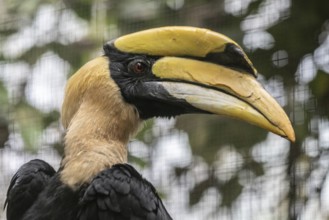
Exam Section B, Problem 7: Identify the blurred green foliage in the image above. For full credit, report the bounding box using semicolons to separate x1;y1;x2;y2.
1;0;329;219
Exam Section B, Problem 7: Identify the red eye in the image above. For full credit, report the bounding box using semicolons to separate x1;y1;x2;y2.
134;62;145;74
129;60;148;74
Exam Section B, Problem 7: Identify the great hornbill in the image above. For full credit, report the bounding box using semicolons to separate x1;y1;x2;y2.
5;27;295;220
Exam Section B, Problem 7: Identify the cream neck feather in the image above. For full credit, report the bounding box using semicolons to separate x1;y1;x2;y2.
60;56;141;188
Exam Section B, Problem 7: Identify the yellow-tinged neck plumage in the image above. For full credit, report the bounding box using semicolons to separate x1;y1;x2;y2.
60;56;141;188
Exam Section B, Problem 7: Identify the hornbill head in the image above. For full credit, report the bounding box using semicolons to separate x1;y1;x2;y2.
62;26;295;142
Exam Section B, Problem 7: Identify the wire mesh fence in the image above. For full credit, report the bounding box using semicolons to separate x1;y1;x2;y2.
0;0;329;219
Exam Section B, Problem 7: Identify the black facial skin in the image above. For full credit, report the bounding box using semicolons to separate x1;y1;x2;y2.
103;42;255;119
103;44;206;119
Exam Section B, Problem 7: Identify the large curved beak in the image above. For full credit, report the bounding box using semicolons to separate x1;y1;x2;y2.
152;57;295;142
112;26;295;142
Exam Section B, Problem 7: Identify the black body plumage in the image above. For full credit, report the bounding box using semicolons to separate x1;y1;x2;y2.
79;164;172;220
5;161;172;220
5;159;56;220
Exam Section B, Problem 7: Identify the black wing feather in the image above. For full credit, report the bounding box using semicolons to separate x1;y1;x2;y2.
5;159;56;220
78;164;172;220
